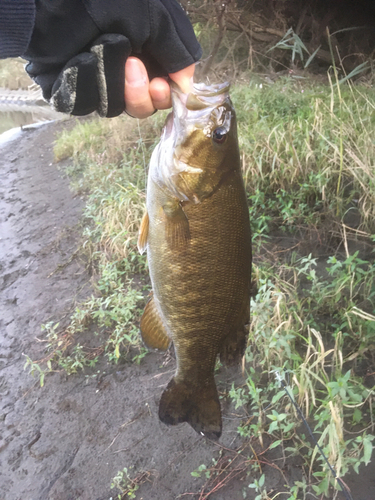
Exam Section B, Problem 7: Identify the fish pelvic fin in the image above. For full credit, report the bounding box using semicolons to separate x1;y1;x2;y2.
137;210;149;255
162;200;190;251
140;294;171;351
159;377;222;439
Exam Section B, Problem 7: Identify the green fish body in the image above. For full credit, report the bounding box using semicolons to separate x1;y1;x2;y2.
138;81;252;439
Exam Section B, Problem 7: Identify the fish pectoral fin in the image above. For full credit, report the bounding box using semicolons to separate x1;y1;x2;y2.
159;377;222;439
140;295;171;351
162;200;190;251
137;210;149;255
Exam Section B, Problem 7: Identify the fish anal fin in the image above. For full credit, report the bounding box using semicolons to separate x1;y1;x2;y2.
162;200;190;251
137;210;149;255
159;378;222;439
140;295;171;351
219;325;249;366
219;301;250;366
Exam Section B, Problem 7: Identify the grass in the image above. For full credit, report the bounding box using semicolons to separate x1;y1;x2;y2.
23;75;375;499
231;76;375;246
229;253;374;497
0;58;33;89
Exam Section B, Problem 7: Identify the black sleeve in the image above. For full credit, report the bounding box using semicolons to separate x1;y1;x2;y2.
0;0;35;59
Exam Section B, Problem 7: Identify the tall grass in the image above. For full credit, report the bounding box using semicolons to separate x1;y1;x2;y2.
55;113;167;258
232;77;375;242
231;253;375;496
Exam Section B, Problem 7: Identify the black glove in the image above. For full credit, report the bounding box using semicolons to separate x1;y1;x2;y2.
24;0;201;117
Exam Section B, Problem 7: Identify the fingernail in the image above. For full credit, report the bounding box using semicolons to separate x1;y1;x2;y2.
125;58;147;87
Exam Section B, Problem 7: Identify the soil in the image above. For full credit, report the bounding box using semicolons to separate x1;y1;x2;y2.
0;120;374;500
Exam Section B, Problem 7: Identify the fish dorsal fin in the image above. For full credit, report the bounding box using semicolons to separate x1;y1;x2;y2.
140;294;171;351
162;200;190;251
137;210;149;255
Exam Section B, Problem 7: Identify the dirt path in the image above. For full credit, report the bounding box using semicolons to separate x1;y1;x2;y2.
0;120;373;500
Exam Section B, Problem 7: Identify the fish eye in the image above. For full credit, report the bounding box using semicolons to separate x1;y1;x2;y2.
212;126;227;144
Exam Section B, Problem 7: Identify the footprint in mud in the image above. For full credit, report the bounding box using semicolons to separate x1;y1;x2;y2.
28;431;57;461
0;375;10;397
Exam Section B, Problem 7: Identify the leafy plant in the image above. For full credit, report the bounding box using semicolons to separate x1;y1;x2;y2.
248;473;268;500
110;467;139;499
230;252;375;497
268;27;319;68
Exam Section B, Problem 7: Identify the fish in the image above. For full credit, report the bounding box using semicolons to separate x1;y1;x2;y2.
137;80;252;439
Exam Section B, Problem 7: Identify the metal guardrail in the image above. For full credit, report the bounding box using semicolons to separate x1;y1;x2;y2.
0;87;47;112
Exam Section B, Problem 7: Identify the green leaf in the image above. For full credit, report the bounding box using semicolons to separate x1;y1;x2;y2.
338;62;369;85
115;344;120;359
269;439;283;449
268;421;279;433
271;391;284;404
353;408;362;424
363;436;373;465
304;45;321;68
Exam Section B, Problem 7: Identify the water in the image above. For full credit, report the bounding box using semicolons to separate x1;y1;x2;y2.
0;107;62;134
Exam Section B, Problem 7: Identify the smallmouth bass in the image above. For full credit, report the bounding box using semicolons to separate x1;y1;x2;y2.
138;81;252;439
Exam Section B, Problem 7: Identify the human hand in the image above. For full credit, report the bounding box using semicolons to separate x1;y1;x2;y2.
124;57;195;119
24;0;201;118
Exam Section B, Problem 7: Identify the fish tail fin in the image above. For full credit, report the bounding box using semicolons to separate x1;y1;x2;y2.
159;377;222;439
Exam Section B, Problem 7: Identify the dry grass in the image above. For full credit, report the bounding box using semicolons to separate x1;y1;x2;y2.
232;77;375;239
0;58;33;89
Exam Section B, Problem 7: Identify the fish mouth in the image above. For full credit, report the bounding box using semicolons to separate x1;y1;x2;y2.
149;80;233;201
170;80;230;99
167;80;232;148
170;80;230;115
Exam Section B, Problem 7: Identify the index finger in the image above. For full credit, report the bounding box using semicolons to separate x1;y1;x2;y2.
169;63;195;93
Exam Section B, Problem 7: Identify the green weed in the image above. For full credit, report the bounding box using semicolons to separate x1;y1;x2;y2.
247;473;268;500
110;467;151;499
26;114;164;377
229;252;375;497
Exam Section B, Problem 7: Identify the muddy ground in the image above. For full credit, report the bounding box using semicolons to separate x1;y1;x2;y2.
0;120;374;500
